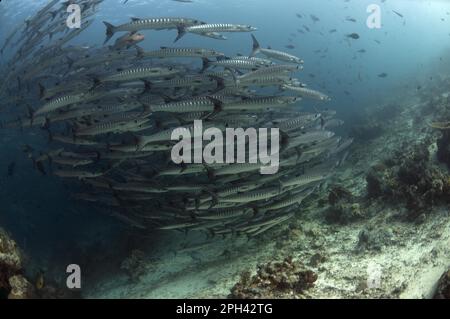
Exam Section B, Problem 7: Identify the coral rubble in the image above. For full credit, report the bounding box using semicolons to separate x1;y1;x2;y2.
229;256;317;299
0;228;34;299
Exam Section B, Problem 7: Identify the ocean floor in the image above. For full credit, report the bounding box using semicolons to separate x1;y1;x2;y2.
83;85;450;299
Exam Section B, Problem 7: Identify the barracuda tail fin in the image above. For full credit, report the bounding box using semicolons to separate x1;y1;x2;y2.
103;21;117;44
174;25;187;43
250;34;261;57
135;45;144;58
48;10;57;21
201;57;211;73
38;83;46;100
207;75;225;94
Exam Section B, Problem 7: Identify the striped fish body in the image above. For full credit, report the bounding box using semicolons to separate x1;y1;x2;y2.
186;23;257;33
102;67;180;82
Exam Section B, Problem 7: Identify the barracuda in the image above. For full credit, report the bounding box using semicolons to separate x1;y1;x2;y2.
137;121;222;147
76;117;151;136
103;17;206;43
197;208;253;220
233;56;274;66
281;84;331;101
237;64;302;83
280;169;330;188
51;135;99;146
137;47;225;59
34;93;85;117
143;76;219;90
195;32;228;40
47;101;145;123
109;142;173;153
238;75;294;87
201;57;265;72
52;157;94;168
222;96;300;111
53;169;105;180
272;113;322;131
176;23;257;41
251;35;304;64
97;66;181;83
219;187;281;203
148;97;221;113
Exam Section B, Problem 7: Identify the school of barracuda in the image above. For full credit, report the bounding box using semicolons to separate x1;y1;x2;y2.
0;0;352;238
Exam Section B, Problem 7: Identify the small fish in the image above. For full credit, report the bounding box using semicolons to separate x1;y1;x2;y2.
378;73;388;78
7;162;16;176
310;14;320;23
285;44;295;50
347;33;360;39
392;10;404;18
35;271;45;290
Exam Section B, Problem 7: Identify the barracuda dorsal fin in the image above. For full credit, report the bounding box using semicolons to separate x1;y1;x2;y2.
250;34;261;57
135;45;144;58
216;55;229;61
38;83;46;100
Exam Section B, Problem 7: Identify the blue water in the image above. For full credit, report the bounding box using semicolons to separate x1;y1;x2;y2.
2;0;449;105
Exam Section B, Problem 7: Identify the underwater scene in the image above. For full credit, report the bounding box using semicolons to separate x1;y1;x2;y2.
1;0;450;301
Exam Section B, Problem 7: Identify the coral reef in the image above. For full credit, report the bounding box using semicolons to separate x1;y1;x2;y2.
365;140;450;220
7;275;35;299
433;268;450;299
436;129;450;169
325;185;364;224
0;228;34;299
229;256;317;298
